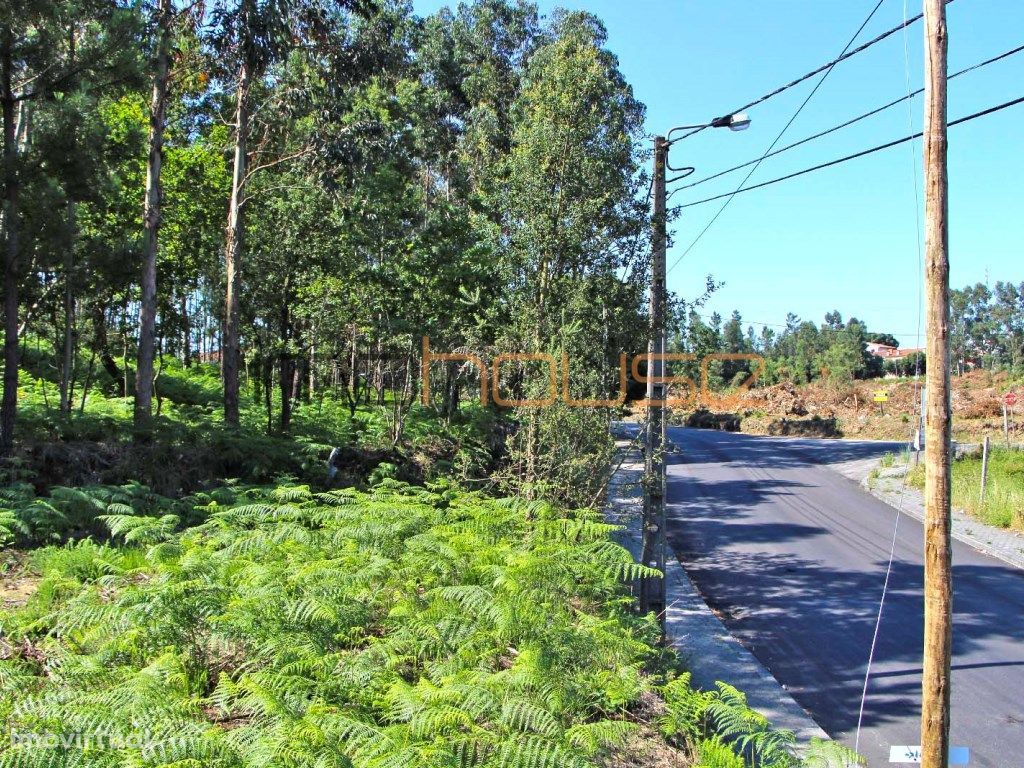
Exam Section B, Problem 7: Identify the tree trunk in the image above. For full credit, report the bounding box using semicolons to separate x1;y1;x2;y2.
374;333;384;406
308;335;315;401
292;355;303;404
79;347;96;414
135;0;171;431
263;354;273;434
349;324;357;398
59;200;76;414
123;329;130;399
58;23;78;417
278;275;292;432
180;292;191;366
92;306;124;395
154;333;165;417
223;56;251;427
1;36;21;456
250;349;260;402
279;346;292;432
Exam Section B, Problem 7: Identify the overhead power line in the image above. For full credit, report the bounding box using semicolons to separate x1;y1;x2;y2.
676;94;1024;209
671;0;955;146
667;0;889;274
676;43;1024;191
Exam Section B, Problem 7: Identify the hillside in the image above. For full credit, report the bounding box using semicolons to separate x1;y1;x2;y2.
681;370;1022;442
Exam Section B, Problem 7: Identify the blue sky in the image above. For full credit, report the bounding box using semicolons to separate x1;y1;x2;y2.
412;0;1024;347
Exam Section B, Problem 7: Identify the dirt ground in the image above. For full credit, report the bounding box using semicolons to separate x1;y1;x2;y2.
674;370;1023;442
0;550;38;611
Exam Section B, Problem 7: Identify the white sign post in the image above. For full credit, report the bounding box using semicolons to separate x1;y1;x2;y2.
889;745;969;765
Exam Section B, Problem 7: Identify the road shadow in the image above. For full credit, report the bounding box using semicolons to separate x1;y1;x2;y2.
662;431;1024;748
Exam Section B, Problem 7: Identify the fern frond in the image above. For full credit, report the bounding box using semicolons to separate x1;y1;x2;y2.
801;738;866;768
565;719;637;756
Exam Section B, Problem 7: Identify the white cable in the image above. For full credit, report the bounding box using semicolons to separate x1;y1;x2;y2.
854;480;906;756
854;0;928;753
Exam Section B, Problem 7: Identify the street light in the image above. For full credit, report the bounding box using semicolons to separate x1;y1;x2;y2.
712;111;751;131
638;110;752;624
667;112;752;144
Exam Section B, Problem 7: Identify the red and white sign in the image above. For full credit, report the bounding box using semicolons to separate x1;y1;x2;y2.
1006;392;1018;408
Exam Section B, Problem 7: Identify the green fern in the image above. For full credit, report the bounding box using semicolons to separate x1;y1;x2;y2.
801;738;866;767
0;479;840;768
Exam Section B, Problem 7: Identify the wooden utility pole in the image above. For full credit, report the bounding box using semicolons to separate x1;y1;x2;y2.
640;135;668;621
921;1;952;766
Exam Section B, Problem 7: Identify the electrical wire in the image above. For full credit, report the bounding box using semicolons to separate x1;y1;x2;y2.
676;95;1024;209
854;2;927;752
676;43;1024;192
667;0;888;274
668;0;954;147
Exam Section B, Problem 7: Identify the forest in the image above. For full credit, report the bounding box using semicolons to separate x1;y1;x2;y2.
0;1;866;766
0;0;659;505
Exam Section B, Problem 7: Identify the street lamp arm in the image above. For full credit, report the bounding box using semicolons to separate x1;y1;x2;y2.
665;112;752;145
665;124;711;145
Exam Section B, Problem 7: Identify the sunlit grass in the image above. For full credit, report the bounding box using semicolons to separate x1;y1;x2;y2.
907;446;1024;530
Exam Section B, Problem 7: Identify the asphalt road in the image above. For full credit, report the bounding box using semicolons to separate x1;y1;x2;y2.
665;426;1024;768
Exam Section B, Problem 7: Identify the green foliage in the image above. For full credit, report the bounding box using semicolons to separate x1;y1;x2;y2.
951;281;1024;374
0;481;196;548
1;481;669;767
502;404;617;508
9;351;496;498
659;675;863;768
678;310;896;389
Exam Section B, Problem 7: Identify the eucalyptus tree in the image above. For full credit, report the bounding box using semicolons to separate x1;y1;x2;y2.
159;122;231;368
417;0;540;200
134;0;177;432
494;10;648;500
209;0;376;427
25;81;125;410
1;0;140;453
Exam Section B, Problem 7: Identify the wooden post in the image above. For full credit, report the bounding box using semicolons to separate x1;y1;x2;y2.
921;2;952;767
1004;402;1010;448
979;436;990;505
640;136;667;622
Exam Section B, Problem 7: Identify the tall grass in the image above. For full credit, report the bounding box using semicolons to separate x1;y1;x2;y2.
907;446;1024;530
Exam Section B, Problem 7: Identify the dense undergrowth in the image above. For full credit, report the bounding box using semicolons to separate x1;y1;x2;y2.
0;360;863;766
8;348;495;496
0;481;857;767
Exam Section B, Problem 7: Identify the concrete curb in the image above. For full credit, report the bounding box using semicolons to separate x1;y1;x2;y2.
604;440;829;744
831;454;1024;572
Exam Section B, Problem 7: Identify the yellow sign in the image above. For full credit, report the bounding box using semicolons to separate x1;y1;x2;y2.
873;390;889;403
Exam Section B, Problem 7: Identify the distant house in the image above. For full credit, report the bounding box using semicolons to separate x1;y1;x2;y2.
866;342;924;361
865;341;896;358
